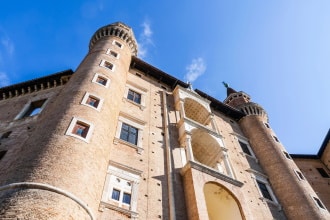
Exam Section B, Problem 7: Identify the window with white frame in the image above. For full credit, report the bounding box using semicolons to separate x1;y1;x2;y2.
114;113;146;153
294;169;305;181
124;82;147;109
283;151;292;160
65;117;94;142
92;73;110;88
100;60;115;71
100;162;141;218
81;92;103;111
312;195;326;210
127;89;141;104
238;140;253;156
106;49;120;59
252;175;278;204
15;99;48;119
112;40;123;49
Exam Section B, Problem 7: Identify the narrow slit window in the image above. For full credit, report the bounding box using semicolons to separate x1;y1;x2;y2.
101;60;114;70
1;131;12;139
283;151;292;159
107;49;119;58
113;40;123;48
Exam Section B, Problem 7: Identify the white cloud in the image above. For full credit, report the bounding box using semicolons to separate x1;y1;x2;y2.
0;72;10;87
184;58;206;83
0;28;15;62
137;20;153;59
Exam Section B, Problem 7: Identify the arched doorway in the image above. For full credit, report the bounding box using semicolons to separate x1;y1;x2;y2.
204;182;244;220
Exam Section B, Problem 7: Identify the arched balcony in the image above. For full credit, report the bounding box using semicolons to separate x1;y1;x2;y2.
184;98;210;126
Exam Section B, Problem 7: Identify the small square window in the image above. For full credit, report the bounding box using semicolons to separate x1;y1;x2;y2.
316;168;330;178
72;122;90;138
0;151;7;161
92;73;110;88
257;180;273;201
106;49;119;58
313;196;326;209
111;188;120;201
97;76;107;86
100;60;114;71
122;192;131;205
120;123;138;145
127;89;141;104
66;118;93;142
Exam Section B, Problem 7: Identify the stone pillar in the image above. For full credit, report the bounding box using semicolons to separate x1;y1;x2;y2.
185;135;194;162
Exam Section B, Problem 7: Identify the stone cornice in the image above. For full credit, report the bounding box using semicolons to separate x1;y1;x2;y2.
0;69;73;101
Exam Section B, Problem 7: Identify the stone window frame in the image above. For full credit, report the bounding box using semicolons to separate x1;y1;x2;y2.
106;49;120;59
235;135;257;162
100;161;142;219
114;112;146;153
100;59;115;72
15;98;49;120
123;81;147;110
253;174;279;205
92;73;110;88
65;117;94;143
81;92;104;112
311;195;327;210
294;169;305;181
112;40;123;49
282;151;292;160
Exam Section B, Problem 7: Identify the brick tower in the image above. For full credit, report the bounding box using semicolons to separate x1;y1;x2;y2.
224;86;329;220
0;22;137;219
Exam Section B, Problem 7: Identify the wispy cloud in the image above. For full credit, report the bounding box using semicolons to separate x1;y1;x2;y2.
0;28;15;64
184;57;206;83
0;72;10;87
138;20;153;59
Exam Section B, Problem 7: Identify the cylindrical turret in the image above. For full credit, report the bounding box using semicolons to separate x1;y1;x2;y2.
225;87;329;220
0;22;137;219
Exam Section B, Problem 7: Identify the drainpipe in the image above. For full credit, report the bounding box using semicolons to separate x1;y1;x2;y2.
162;91;176;220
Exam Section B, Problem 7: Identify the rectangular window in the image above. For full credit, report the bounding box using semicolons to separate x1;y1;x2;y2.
264;123;270;128
313;196;326;209
239;141;252;156
316;168;330;178
22;99;47;118
120;123;138;145
127;89;141;104
113;40;123;48
111;188;120;201
122;192;131;205
97;76;107;86
257;180;273;201
101;60;114;70
273;136;280;142
0;151;7;161
106;49;119;58
295;170;305;180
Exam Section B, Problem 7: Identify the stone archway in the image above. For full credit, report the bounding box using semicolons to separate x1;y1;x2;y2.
204;182;244;220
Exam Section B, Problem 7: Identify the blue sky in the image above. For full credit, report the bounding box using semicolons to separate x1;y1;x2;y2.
0;1;329;154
